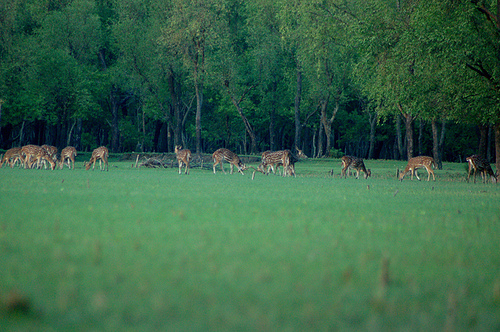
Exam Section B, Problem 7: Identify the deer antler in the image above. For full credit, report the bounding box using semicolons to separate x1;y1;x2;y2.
247;166;265;180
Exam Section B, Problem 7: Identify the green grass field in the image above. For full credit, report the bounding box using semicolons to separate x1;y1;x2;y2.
1;157;499;331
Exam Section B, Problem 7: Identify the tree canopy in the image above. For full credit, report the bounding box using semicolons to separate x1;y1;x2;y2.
1;0;500;168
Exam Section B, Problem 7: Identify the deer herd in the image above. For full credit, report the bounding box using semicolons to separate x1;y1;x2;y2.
0;143;498;183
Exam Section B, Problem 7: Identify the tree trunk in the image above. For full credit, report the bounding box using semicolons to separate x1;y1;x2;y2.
418;119;423;156
110;92;120;152
0;100;3;148
229;95;257;154
405;114;414;161
495;122;500;173
439;120;446;165
478;124;488;158
168;68;181;148
431;120;442;169
395;113;403;160
195;81;203;153
398;103;414;160
368;111;377;159
74;119;82;150
294;70;302;150
269;106;276;151
320;97;339;157
317;119;324;158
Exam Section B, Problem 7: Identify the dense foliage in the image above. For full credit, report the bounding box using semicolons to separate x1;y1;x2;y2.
1;0;499;166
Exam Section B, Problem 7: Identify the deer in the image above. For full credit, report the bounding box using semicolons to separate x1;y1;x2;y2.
41;145;58;161
258;150;288;176
85;146;109;171
466;155;498;184
174;145;191;175
0;147;23;168
212;148;246;174
39;145;58;169
282;148;308;177
258;148;307;177
399;156;436;181
59;146;77;170
341;155;371;179
21;145;56;170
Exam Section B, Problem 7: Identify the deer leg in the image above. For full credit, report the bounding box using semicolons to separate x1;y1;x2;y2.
341;166;347;178
230;163;234;174
414;169;422;181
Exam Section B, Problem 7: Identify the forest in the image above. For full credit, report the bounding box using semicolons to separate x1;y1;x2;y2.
1;0;499;169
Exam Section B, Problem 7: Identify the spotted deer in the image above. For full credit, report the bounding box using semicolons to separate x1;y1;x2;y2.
282;148;308;177
21;145;56;170
466;155;497;184
85;146;109;171
212;148;246;174
0;147;23;168
258;148;307;177
41;145;58;161
59;146;77;170
21;145;41;169
258;150;288;176
341;155;371;179
175;145;191;175
399;156;436;181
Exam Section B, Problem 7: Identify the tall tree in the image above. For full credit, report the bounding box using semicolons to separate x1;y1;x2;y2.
160;0;228;154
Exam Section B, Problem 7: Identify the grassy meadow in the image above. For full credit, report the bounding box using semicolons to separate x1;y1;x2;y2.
0;155;499;331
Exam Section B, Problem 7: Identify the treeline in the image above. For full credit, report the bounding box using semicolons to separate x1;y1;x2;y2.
0;0;499;168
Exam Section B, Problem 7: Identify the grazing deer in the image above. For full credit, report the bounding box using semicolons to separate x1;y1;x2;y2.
212;148;246;174
39;145;58;169
466;155;497;184
258;150;274;174
41;145;58;161
59;146;77;170
399;156;436;181
174;145;191;175
21;145;41;169
341;155;371;179
0;147;23;168
21;145;56;170
85;146;109;171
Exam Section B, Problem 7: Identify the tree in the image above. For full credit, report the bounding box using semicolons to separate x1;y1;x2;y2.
160;0;229;154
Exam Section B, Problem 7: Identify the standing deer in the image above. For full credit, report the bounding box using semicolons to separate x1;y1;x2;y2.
212;148;246;174
399;156;436;181
258;150;288;176
175;145;191;175
0;147;23;168
282;148;308;177
258;148;307;177
59;146;77;170
466;155;497;184
85;146;109;171
341;155;371;179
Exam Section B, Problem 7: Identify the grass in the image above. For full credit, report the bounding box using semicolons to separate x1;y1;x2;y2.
0;157;499;331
